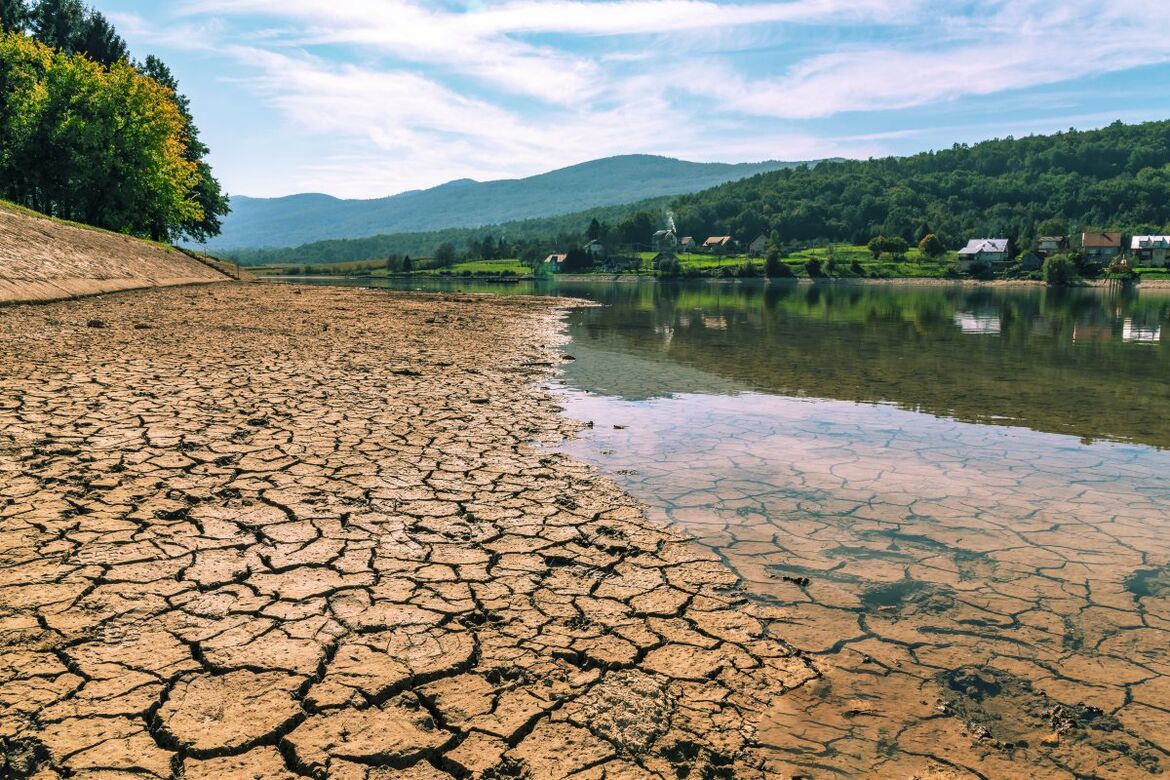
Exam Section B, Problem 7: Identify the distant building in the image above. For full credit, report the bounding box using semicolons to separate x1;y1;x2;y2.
748;235;768;258
957;238;1010;271
1081;232;1122;265
651;230;677;253
1131;235;1170;267
680;236;696;252
1035;236;1068;257
703;236;735;254
583;240;605;259
544;253;567;270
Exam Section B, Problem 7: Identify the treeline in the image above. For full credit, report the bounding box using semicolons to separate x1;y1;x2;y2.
670;120;1170;249
227;197;670;266
0;0;227;241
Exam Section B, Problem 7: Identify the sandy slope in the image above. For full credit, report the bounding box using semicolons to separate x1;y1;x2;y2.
0;204;229;304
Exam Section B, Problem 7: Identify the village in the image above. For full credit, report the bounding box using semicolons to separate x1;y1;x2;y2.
540;228;1170;279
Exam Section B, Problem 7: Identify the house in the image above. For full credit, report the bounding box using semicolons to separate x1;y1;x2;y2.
583;240;605;259
1081;232;1122;265
703;236;735;254
651;230;677;253
957;238;1010;271
1035;236;1068;257
1131;235;1170;267
680;236;696;253
748;235;769;258
544;253;567;270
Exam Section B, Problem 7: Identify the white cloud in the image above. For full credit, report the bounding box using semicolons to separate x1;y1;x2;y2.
128;0;1170;196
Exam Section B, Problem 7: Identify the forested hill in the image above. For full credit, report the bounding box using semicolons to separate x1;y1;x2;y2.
670;120;1170;249
207;156;813;251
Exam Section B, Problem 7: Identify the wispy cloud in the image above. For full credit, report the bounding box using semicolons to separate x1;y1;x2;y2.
118;0;1170;196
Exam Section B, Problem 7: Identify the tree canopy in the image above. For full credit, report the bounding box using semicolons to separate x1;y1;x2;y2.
669;120;1170;250
0;1;226;241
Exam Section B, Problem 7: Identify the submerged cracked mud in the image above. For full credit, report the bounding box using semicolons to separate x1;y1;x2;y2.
0;285;811;779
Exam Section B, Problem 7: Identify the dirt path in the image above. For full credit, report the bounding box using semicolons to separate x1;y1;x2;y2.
0;285;815;780
0;204;228;304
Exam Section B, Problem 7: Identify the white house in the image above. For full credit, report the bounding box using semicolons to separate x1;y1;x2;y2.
957;238;1010;271
1131;236;1170;267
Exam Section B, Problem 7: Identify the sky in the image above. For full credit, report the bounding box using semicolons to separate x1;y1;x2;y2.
98;0;1170;199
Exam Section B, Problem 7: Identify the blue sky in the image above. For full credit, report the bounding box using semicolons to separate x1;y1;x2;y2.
99;0;1170;199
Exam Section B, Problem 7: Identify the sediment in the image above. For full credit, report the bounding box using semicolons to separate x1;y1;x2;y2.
0;284;814;779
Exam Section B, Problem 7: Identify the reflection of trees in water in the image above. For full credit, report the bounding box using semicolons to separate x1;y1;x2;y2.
564;283;1170;448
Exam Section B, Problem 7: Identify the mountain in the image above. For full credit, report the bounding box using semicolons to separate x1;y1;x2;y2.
204;155;815;251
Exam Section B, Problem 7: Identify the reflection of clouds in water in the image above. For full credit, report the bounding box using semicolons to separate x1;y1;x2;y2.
554;388;1170;778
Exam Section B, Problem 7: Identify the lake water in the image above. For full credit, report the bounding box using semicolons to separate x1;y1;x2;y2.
284;278;1170;779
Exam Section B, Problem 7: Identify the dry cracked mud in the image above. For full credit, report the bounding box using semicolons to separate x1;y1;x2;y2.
0;285;813;779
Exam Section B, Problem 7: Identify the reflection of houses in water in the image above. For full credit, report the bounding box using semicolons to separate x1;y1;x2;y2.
702;316;728;331
953;311;1001;335
1073;322;1114;344
1123;319;1162;344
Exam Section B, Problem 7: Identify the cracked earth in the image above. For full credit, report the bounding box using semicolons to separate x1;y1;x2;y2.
0;285;813;780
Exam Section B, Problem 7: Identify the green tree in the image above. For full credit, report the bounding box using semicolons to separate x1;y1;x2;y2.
1042;254;1079;286
402;255;413;273
867;235;886;259
587;217;601;242
918;233;945;258
77;10;126;65
29;0;84;53
764;245;784;278
434;242;457;267
137;55;229;242
0;0;27;33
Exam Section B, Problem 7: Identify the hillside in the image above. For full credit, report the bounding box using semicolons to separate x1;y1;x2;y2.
207;155;811;251
668;120;1170;248
0;202;230;304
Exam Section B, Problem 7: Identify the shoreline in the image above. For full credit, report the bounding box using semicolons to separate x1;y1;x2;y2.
258;272;1170;289
0;284;808;779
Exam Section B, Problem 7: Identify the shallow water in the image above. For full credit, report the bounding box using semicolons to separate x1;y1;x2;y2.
287;277;1170;777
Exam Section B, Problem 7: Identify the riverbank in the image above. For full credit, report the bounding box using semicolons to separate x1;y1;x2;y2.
0;284;814;780
260;272;1170;289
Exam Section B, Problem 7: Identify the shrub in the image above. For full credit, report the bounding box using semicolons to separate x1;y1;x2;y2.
805;258;824;278
658;256;681;278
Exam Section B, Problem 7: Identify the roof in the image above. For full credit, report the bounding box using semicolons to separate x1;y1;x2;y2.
544;253;567;263
680;236;695;243
958;238;1009;255
1082;232;1121;249
1132;235;1170;249
703;236;733;246
1037;236;1066;245
749;234;768;245
653;230;675;238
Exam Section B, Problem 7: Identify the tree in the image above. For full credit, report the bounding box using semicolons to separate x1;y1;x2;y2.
1;0;27;33
559;247;592;273
867;235;886;259
763;246;783;278
0;34;203;238
1042;254;1079;286
77;10;126;66
918;233;945;258
402;255;412;273
136;55;229;242
587;217;601;242
805;258;824;278
434;242;457;267
29;0;84;53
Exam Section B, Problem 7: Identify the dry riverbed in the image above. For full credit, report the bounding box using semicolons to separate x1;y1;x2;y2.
0;285;820;780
